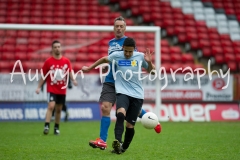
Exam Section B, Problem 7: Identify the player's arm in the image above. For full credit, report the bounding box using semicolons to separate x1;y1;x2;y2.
68;60;78;86
36;62;48;94
144;48;155;74
69;70;78;86
82;56;110;72
146;61;155;74
36;77;45;94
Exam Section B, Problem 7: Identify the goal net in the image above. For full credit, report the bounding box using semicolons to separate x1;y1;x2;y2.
0;24;161;120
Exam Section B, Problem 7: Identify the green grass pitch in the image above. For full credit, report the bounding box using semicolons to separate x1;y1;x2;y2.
0;121;240;160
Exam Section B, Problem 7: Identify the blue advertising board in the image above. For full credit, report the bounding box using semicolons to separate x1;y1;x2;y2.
0;102;101;121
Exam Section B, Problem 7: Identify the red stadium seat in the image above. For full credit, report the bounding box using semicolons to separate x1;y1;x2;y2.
227;62;237;72
15;44;28;53
73;62;83;72
26;53;40;61
189;40;199;50
214;54;224;64
169;46;181;55
88;18;99;25
40;53;51;61
161;63;171;73
221;40;233;48
208;33;219;40
27;45;39;53
161;39;170;47
223;47;234;54
182;63;195;73
161;47;169;54
169;63;185;73
151;12;162;21
41;31;53;38
142;14;152;23
224;54;235;62
88;46;100;53
6;30;17;37
170;54;182;63
192;63;205;73
186;32;198;41
182;54;194;64
210;40;221;47
234;47;240;55
201;47;212;57
17;31;29;37
1;53;15;60
197;27;208;34
15;52;27;60
63;52;76;61
0;61;12;71
6;16;18;23
2;44;15;52
88;54;100;62
161;54;171;63
119;1;130;10
177;34;187;43
30;17;42;24
235;54;240;62
220;34;231;41
130;7;141;16
185;19;195;27
211;46;223;56
29;31;41;38
76;54;89;62
198;33;208;40
174;26;186;35
232;41;240;48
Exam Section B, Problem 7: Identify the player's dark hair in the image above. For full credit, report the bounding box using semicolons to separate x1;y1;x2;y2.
123;37;136;48
114;16;126;26
52;40;60;48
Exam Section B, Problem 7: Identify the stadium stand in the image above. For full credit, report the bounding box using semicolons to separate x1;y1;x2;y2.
105;0;240;73
0;0;239;73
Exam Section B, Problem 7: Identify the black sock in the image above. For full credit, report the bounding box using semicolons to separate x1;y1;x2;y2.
62;105;67;112
45;122;50;128
122;127;135;150
54;123;59;130
114;112;125;143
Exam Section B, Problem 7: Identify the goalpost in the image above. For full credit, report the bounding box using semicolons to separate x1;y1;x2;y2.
0;24;161;118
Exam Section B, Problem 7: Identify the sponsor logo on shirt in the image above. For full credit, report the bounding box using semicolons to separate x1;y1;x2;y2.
118;60;138;67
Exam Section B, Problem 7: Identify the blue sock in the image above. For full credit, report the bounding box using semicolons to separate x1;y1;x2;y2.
138;109;147;118
100;116;111;142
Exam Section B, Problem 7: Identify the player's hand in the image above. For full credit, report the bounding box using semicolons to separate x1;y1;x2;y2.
81;66;90;73
144;48;154;63
35;88;41;94
73;80;78;86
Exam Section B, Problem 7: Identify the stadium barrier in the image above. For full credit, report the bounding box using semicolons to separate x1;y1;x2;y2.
0;73;239;122
0;73;234;101
0;102;101;121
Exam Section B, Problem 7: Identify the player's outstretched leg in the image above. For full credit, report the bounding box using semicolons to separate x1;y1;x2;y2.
89;116;110;150
89;101;112;150
89;138;107;150
139;109;162;134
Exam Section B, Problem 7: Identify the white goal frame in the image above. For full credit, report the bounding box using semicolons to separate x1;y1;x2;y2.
0;24;161;117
